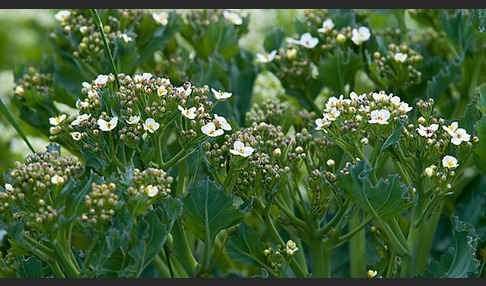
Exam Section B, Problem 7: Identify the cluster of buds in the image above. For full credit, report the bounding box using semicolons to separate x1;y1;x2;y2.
12;67;53;98
263;240;299;272
80;182;119;226
182;9;247;39
127;168;173;199
287;127;333;165
51;9;151;63
0;146;82;230
205;122;290;198
370;43;423;89
245;98;291;130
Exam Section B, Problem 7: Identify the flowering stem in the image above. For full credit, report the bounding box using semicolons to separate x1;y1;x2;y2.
90;9;120;88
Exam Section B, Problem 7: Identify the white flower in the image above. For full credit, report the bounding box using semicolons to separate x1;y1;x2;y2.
71;132;82;141
146;185;159;197
223;11;242;25
229;140;254;157
367;270;378;278
442;122;458;136
94;74;109;86
79;26;88;34
152;12;169;26
81;82;91;89
211;88;232;101
176;86;192;97
120;33;133;43
50;126;61;135
326;108;341;121
398;102;413;113
326;159;335;167
134;73;152;83
201;122;224;137
390;96;401;106
97;117;118;131
351;26;371;45
286;37;301;45
442;155;458;169
450;128;470;145
51;174;64;185
49;114;67;126
76;100;90;109
214;114;232;131
299;33;319;49
325;96;340;111
14;85;24;96
55;10;71;22
143;118;160;133
368;109;390;125
394;52;408;63
318;18;334;33
424;165;436;177
285;240;299;255
315;117;331;130
126;115;140;125
178;105;197;120
417;124;439;137
71;114;91;126
4;184;13;192
157;85;167;97
372;92;390;102
256;50;277;63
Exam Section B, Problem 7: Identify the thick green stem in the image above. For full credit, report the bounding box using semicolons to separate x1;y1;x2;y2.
309;239;331;278
413;202;444;275
171;220;198;277
349;213;366;278
153;253;171;278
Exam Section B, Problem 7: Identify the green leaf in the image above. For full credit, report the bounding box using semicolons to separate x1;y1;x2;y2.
427;216;481;278
425;57;462;101
226;222;268;268
0;97;35;153
337;160;412;219
17;256;43;278
473;116;486;174
478;83;486;115
318;47;364;95
182;179;243;242
380;120;404;153
263;27;285;53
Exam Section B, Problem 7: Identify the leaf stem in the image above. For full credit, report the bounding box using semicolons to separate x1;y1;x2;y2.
90;9;120;88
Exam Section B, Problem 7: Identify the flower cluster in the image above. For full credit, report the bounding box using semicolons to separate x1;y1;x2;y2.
80;182;119;227
205;122;290;198
263;240;299;272
0;146;82;230
51;9;153;63
48;72;231;168
12;67;53;99
314;91;412;152
245;98;292;130
369;43;423;89
126;167;173;199
400;99;479;194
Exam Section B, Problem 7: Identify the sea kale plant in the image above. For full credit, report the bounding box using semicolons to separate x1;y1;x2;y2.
0;9;486;278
